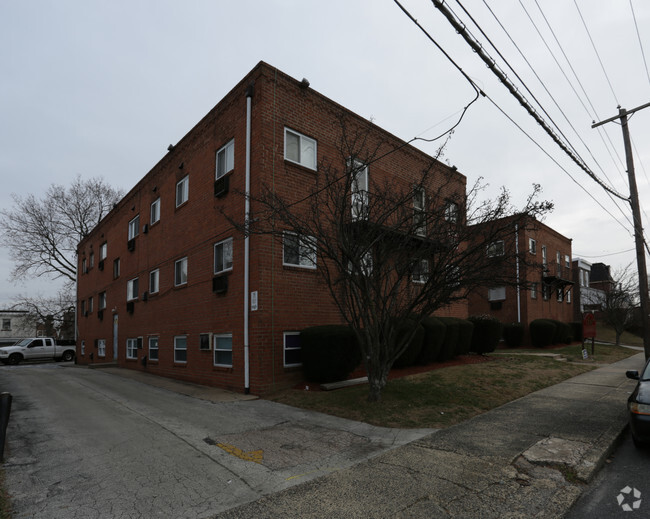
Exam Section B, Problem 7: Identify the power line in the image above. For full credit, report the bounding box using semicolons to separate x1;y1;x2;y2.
431;0;628;202
629;0;650;92
573;0;619;105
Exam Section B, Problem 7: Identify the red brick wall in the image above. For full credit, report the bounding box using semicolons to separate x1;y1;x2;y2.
77;62;468;395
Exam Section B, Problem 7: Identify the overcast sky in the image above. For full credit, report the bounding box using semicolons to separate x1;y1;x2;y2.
2;0;650;307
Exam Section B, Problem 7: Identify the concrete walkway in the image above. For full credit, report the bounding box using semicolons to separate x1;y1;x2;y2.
212;353;646;518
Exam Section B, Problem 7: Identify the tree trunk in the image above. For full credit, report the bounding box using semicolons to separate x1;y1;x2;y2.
615;330;622;347
367;363;389;402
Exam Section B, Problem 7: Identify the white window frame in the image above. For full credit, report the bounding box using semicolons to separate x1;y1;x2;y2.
413;188;426;236
283;331;301;367
127;277;139;301
214;238;233;274
128;215;140;240
97;339;106;357
542;245;548;268
113;258;120;279
284;128;317;170
176;175;189;207
89;252;95;268
565;254;570;269
174;257;188;286
488;286;506;301
213;334;233;367
412;258;429;284
151;197;161;225
174;335;187;363
88;297;93;313
2;319;10;331
283;232;317;269
567;289;572;303
99;291;106;310
216;139;235;179
99;242;107;261
530;283;538;299
529;238;536;255
149;269;159;294
350;160;369;220
126;338;138;360
557;287;564;302
81;340;85;356
445;202;459;223
487;240;505;257
149;336;159;361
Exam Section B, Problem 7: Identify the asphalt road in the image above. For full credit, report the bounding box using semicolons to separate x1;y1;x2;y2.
0;363;432;518
567;430;650;518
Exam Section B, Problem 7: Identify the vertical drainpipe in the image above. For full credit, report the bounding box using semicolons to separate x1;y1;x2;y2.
244;83;253;394
515;223;521;323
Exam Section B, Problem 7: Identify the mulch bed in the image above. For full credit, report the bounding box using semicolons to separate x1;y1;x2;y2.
294;353;495;391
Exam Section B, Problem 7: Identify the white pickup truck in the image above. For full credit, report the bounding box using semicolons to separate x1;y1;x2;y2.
0;337;76;365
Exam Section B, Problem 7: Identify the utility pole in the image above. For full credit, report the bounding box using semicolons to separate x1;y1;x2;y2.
593;102;650;359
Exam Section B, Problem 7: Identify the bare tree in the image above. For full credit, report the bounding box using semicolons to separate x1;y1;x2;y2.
232;120;552;401
597;266;638;347
0;175;124;284
10;287;76;339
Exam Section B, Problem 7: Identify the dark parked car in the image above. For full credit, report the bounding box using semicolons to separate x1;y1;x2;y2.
626;358;650;447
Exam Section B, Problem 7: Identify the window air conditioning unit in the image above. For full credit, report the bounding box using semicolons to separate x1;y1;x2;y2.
98;260;104;271
97;310;104;320
127;238;136;251
214;175;230;198
126;301;135;314
199;333;213;351
143;224;149;234
212;275;228;294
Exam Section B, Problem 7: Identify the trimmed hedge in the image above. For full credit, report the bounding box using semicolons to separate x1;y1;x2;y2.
300;325;362;383
456;318;474;355
530;319;556;347
468;315;502;354
502;322;525;348
570;321;583;342
393;320;425;368
416;316;446;365
437;317;459;362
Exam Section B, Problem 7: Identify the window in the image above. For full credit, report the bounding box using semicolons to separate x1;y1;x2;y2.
127;277;139;301
541;245;548;268
126;338;138;359
214;238;233;274
81;300;86;315
214;334;233;367
445;202;459;223
488;286;506;301
529;238;536;255
149;337;159;361
151;198;160;225
216;139;235;178
349;251;373;276
174;257;188;286
128;215;140;240
149;269;159;294
113;258;120;279
567;289;572;303
284;332;301;367
99;242;107;261
82;258;87;274
88;297;93;313
530;283;538;299
176;175;189;207
2;319;10;331
557;288;564;302
542;283;550;300
413;188;426;236
98;339;106;357
174;335;187;363
89;252;95;269
412;259;429;284
81;340;85;356
350;160;369;220
284;128;317;170
487;241;504;257
99;292;106;310
565;254;570;268
283;232;316;268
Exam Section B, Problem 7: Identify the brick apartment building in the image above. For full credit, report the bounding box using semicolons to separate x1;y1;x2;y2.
467;216;574;332
76;61;468;395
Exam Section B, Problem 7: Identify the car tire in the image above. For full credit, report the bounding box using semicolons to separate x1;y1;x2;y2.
7;353;22;365
632;434;646;449
61;351;75;362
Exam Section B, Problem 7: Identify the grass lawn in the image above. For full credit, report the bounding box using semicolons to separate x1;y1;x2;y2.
595;321;644;347
268;343;639;429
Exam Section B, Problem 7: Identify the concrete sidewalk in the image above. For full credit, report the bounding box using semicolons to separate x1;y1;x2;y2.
214;353;646;518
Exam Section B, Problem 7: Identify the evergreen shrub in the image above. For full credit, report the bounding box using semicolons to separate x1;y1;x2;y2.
502;322;525;348
468;315;503;354
300;325;361;383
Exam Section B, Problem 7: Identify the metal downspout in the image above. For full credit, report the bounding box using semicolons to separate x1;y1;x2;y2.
515;223;521;323
244;83;253;394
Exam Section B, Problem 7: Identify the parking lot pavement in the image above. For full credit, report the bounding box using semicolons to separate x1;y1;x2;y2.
0;363;434;518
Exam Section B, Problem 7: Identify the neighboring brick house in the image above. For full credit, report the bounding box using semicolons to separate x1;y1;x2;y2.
589;262;616;293
76;61;468;395
467;216;574;335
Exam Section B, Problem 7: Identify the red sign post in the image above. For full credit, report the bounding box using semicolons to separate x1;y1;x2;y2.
583;312;597;355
